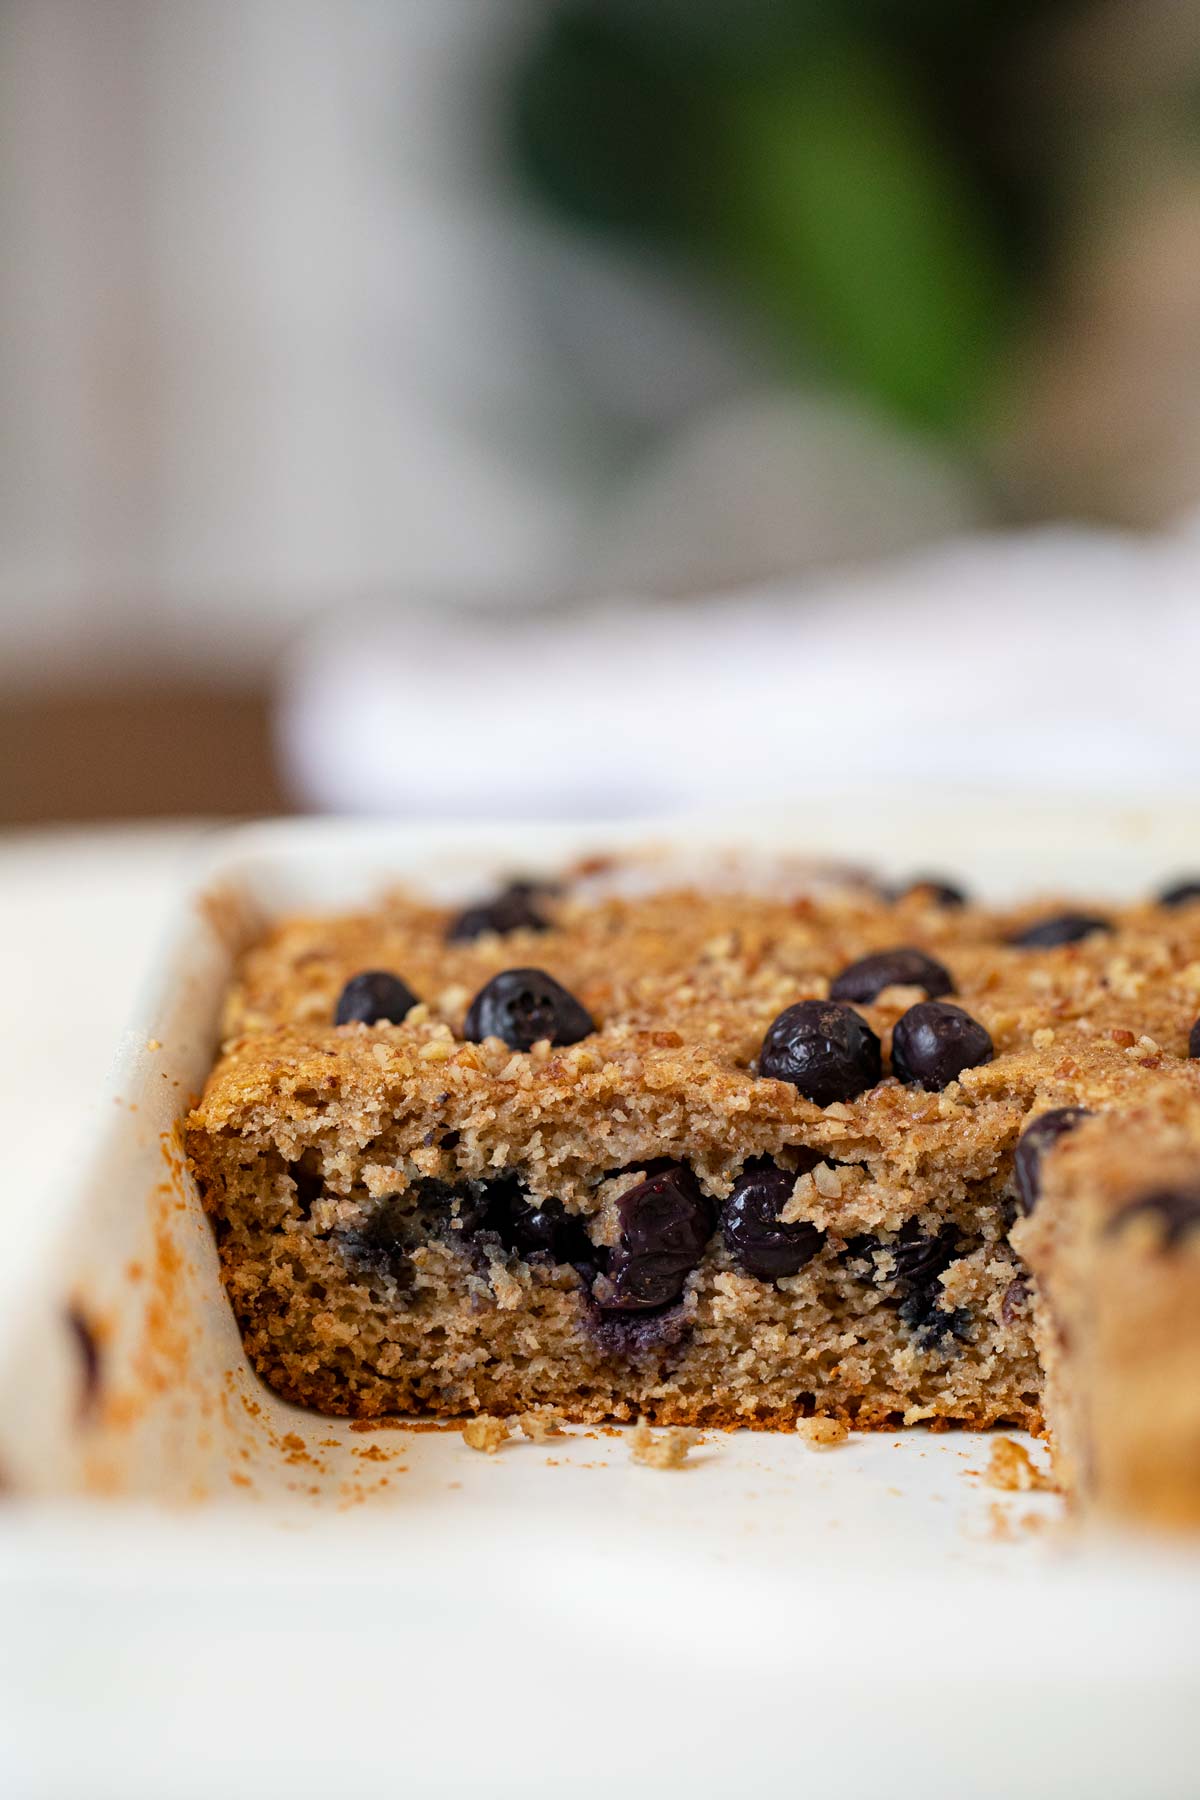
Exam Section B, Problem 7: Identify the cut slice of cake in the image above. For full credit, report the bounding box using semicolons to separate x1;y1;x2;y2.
1014;1109;1200;1527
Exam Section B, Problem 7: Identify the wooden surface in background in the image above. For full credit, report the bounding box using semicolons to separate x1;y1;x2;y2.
0;682;292;823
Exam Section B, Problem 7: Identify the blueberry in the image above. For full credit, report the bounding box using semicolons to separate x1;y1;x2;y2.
418;1176;496;1237
464;967;594;1051
1158;878;1200;908
843;1222;967;1346
447;880;551;942
339;1200;418;1287
1106;1188;1200;1248
830;946;954;1005
334;969;419;1026
497;1192;592;1263
888;1223;959;1287
898;1287;971;1349
720;1160;826;1280
846;1223;958;1289
595;1165;712;1312
507;877;560;897
892;875;967;908
891;1001;993;1091
758;1000;881;1106
1008;913;1110;948
1190;1018;1200;1060
1013;1107;1093;1215
415;1174;589;1264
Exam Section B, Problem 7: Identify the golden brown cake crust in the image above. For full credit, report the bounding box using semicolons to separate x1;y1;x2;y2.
198;885;1200;1200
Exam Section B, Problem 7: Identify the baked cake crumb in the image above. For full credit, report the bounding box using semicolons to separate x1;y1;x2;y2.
984;1436;1055;1493
629;1419;702;1469
462;1415;510;1455
518;1409;564;1442
797;1416;850;1449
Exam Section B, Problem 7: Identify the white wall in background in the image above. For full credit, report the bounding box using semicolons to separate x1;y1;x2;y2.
0;0;583;681
0;0;994;689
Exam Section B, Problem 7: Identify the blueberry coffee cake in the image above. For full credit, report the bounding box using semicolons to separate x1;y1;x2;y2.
186;865;1200;1525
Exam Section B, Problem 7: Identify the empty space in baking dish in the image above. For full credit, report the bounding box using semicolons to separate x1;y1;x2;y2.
3;801;1195;1537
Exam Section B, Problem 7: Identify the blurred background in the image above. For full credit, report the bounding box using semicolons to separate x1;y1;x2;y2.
4;0;1200;824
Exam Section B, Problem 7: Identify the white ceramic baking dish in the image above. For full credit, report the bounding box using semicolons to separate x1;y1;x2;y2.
3;803;1200;1800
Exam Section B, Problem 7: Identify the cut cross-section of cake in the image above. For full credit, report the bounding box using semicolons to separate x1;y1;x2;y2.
1013;1110;1200;1528
185;868;1200;1521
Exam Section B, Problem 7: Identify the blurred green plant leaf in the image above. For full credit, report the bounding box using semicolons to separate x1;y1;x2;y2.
717;43;1013;430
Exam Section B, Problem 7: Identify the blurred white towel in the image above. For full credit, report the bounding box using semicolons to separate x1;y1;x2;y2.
280;514;1200;817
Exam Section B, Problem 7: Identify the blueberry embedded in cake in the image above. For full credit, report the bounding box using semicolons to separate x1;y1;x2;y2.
186;867;1200;1523
1013;1108;1093;1216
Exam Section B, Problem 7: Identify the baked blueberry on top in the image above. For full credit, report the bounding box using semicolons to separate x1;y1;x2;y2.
464;968;594;1050
892;875;967;908
890;1001;993;1090
1009;912;1110;947
447;879;552;942
334;970;419;1025
830;946;953;1004
1158;878;1200;909
757;1000;882;1105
